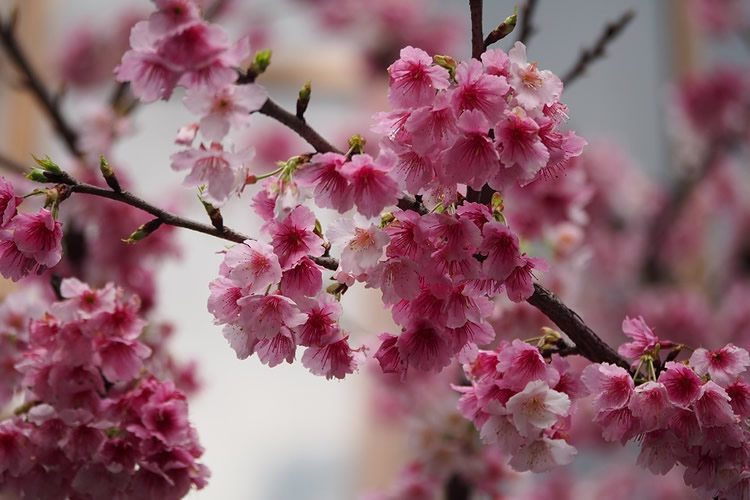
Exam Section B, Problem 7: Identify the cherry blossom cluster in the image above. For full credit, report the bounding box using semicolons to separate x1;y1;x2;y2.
455;339;587;473
116;0;251;103
208;233;364;379
0;176;63;283
373;43;585;199
584;316;750;498
0;278;207;499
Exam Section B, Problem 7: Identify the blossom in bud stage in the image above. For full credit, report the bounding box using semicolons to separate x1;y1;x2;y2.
184;83;268;141
689;343;750;386
387;46;450;109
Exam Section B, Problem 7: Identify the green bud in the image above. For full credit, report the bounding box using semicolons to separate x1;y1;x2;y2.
251;49;272;74
100;156;122;193
25;168;50;183
346;135;366;159
484;6;518;47
433;55;457;80
31;154;63;174
123;218;163;244
296;81;311;119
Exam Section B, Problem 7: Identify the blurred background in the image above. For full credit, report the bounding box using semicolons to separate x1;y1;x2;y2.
0;0;749;498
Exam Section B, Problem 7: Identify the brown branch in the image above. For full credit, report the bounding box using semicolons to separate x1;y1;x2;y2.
561;9;636;87
517;0;539;46
469;0;484;59
0;17;82;158
526;283;630;370
258;99;342;154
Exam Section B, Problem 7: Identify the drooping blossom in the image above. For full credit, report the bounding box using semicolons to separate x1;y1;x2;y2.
619;316;660;358
184;83;268;141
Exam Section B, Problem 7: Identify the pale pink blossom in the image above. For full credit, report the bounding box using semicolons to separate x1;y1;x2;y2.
387;46;450;109
222;324;258;359
508;438;576;472
237;294;307;339
207;277;242;324
52;278;116;320
508;42;563;110
327;218;390;275
582;362;634;412
301;334;360;380
636;430;681;475
505;380;570;437
254;327;296;367
341;153;400;218
175;122;199;145
628;381;675;430
170;143;254;205
366;257;421;304
481;49;509;77
619;315;660;358
184;83;267;141
223;240;281;293
690;344;750;386
479;403;523;453
269;205;324;269
693;381;737;428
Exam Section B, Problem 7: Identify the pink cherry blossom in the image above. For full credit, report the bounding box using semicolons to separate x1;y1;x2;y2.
396;318;453;373
481;49;509;77
170;143;254;205
594;406;642;443
237;294;307;339
0;176;22;228
295;294;342;347
619;315;660;358
693;381;737;428
387;143;435;195
222;324;258;359
496;339;558;391
582;363;634;413
341;153;400;218
479;406;523;453
223;240;282;293
254;327;296;367
374;333;406;377
269;205;324;269
480;222;523;283
207;277;242;324
327;218;390;275
387;46;450;109
404;92;459;155
690;343;750;386
366;257;421;305
301;334;360;380
384;210;429;261
628;381;675;430
508;42;563;111
280;257;323;300
12;209;64;267
726;378;750;418
508;438;576;472
442;110;499;189
451;59;510;119
295;153;354;213
184;83;268;141
658;361;703;406
495;108;550;182
505;380;570;437
504;255;549;303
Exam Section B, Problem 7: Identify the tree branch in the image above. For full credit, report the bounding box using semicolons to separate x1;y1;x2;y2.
561;9;636;87
517;0;539;46
526;283;630;370
469;0;484;59
258;99;342;154
0;17;82;158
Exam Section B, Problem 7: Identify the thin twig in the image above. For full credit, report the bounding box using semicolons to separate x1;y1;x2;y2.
527;283;631;370
258;99;342;154
517;0;539;46
561;9;636;87
0;17;82;157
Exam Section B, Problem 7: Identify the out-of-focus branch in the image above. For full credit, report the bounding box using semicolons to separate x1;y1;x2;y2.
561;9;636;87
527;283;631;370
517;0;539;46
0;15;82;157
